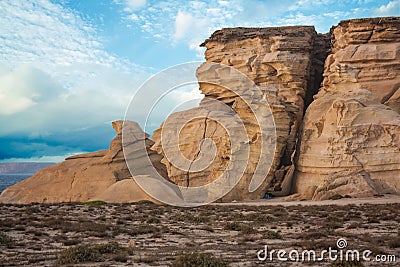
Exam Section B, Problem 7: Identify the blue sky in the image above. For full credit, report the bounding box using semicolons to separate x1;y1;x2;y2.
0;0;399;162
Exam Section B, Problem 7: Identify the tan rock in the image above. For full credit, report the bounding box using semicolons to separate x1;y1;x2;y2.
151;26;330;200
312;170;396;201
91;178;160;203
321;17;400;111
294;17;400;199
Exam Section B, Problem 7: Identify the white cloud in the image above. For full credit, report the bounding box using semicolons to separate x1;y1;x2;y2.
373;1;400;16
0;0;185;140
0;63;140;136
115;0;147;12
0;1;119;70
126;0;147;11
115;0;393;53
173;11;208;44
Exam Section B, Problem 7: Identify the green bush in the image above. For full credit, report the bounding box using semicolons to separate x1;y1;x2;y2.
57;244;103;264
171;252;228;267
264;230;282;239
82;200;107;205
146;217;161;224
56;242;129;264
224;222;256;234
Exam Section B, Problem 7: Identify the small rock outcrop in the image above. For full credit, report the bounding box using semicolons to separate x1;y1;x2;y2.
294;17;400;200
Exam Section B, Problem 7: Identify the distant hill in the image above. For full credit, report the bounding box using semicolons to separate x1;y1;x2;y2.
0;162;54;174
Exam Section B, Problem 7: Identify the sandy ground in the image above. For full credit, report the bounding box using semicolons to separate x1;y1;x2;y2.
0;198;399;266
213;194;400;206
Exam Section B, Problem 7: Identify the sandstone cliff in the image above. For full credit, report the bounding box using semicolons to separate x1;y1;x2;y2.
294;17;400;200
152;26;329;201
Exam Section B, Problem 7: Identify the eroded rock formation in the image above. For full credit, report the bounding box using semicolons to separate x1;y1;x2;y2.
1;17;399;204
152;26;329;201
294;17;400;200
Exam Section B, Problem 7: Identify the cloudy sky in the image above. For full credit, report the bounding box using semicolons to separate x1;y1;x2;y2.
0;0;399;162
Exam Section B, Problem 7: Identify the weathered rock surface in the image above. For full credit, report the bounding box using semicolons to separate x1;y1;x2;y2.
0;121;167;203
152;26;329;201
294;17;400;200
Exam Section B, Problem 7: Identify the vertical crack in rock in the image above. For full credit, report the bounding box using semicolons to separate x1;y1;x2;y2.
364;26;375;43
186;115;209;187
246;55;257;72
349;45;360;59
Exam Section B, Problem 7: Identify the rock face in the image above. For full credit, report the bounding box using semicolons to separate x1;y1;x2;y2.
0;121;166;203
152;26;329;200
1;17;399;204
294;17;400;200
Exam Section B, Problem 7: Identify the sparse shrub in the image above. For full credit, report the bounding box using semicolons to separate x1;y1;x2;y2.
245;213;274;223
264;230;282;239
25;206;41;214
0;219;14;228
96;242;125;254
224;222;256;234
331;259;364;267
147;217;161;224
136;200;156;206
171;252;228;267
122;223;160;236
56;244;103;264
82;200;107;205
43;217;111;237
0;232;14;248
347;222;361;229
56;242;129;264
223;222;241;231
137;254;157;263
388;237;400;248
113;252;128;262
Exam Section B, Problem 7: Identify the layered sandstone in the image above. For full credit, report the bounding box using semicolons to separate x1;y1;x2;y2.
151;26;329;200
294;17;400;200
0;121;166;203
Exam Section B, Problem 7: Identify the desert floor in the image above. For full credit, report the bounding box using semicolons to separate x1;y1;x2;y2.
0;196;399;266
